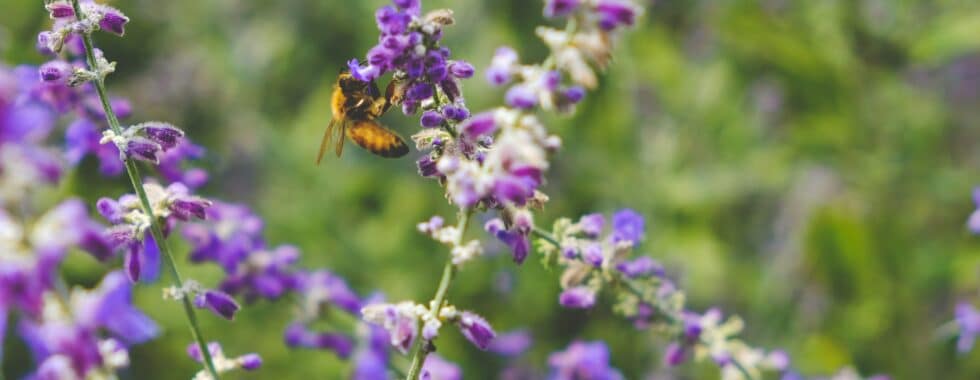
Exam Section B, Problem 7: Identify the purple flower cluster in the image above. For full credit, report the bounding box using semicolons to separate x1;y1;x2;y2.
348;0;475;116
285;270;365;358
539;209;662;309
97;182;211;282
361;301;497;355
16;271;158;379
0;200;114;317
537;209;894;379
32;11;204;184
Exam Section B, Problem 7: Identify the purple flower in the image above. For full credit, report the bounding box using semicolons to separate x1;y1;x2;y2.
393;0;421;12
663;342;688;366
562;245;579;259
441;105;469;121
141;122;184;150
0;305;6;361
611;208;644;245
407;82;435;103
505;85;539;109
124;136;163;163
79;271;159;344
492;168;542;206
418;155;442;178
294;270;360;313
36;355;83;380
240;353;263;370
457;311;496;350
187;341;262;374
38;60;72;83
348;59;381;82
361;302;419;354
45;1;75;19
559;286;596;309
352;325;390;380
578;213;605;237
18;272;156;379
562;86;585;104
284;323;355;358
194;289;241;320
187;341;222;363
222;245;301;303
968;187;980;234
548;341;623;380
65;119;124;176
487;47;519;86
615;256;663;278
458;112;497;141
376;5;411;35
98;6;130;36
544;0;581;18
485;218;531;264
582;243;603;267
595;0;639;31
421;354;462;380
421;110;445;128
956;302;980;353
448;61;475;79
682;312;703;342
489;329;532;357
181;201;264;271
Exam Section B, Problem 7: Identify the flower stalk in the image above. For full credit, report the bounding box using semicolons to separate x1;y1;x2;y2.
68;0;220;377
405;208;472;380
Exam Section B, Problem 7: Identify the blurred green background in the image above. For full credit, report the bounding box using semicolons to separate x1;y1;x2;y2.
4;0;980;379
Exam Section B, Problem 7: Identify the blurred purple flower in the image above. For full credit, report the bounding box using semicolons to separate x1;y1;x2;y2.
485;217;531;264
956;302;980;353
219;245;301;303
547;341;623;380
967;187;980;234
559;286;596;309
611;208;644;245
489;329;532;357
544;0;581;18
615;256;663;278
284;323;355;358
421;354;462;380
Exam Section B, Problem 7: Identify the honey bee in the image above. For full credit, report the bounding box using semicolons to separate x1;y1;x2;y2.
316;70;409;163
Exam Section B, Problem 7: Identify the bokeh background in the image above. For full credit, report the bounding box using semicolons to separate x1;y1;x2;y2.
4;0;980;379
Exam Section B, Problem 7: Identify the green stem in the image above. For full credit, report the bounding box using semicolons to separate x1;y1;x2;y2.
69;1;220;378
404;209;472;380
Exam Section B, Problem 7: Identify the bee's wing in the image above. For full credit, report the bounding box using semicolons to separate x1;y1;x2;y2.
345;119;409;158
316;119;335;165
335;120;346;157
316;119;348;164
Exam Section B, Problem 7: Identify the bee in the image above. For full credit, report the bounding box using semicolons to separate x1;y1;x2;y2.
316;69;410;163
